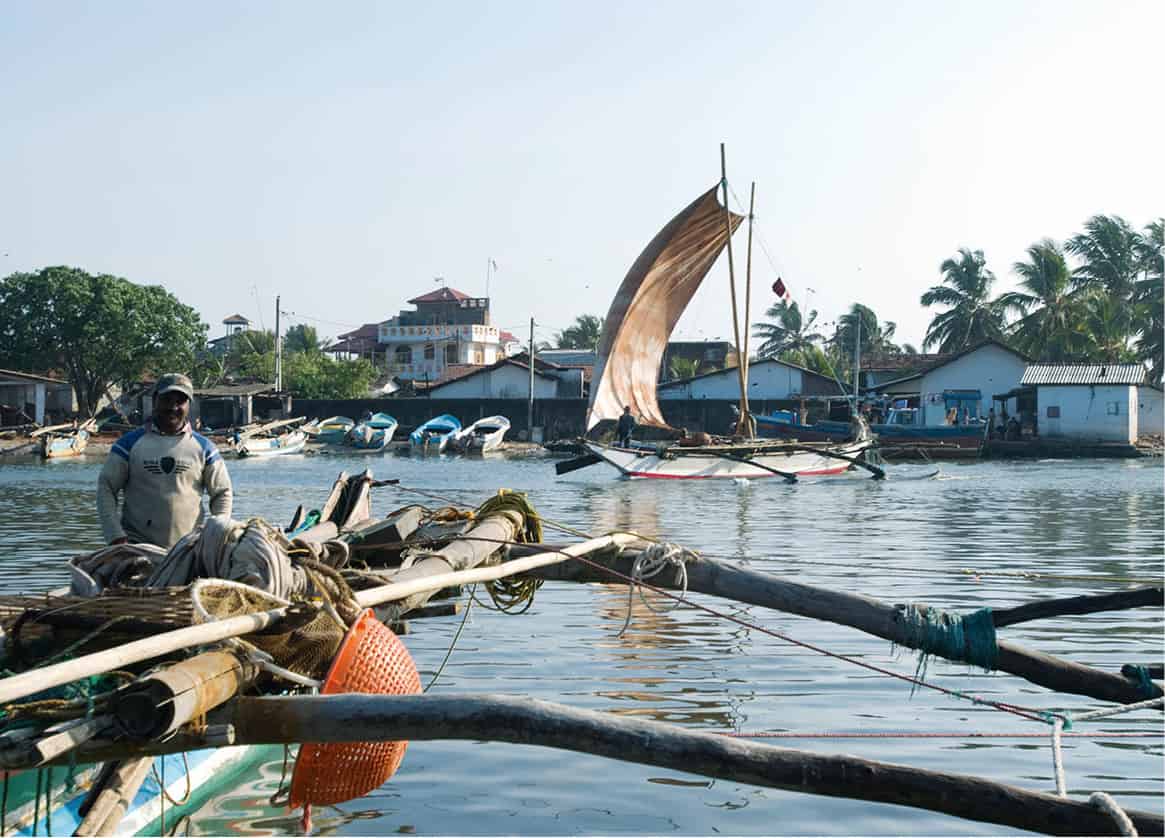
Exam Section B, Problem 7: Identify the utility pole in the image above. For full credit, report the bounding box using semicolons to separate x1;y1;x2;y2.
274;295;282;392
852;314;861;412
527;317;535;440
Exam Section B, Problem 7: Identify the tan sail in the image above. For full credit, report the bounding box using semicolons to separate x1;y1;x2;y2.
586;186;744;431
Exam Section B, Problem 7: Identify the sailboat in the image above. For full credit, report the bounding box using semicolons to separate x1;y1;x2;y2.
569;148;880;481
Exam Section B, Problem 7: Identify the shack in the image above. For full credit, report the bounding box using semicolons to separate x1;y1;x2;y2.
190;383;288;428
0;369;75;426
1021;363;1146;443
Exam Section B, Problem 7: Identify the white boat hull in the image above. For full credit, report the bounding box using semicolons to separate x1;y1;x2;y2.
583;439;874;479
452;416;510;454
238;431;307;458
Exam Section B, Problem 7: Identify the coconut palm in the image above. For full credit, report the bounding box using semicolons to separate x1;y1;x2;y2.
780;344;839;378
997;239;1085;361
667;357;701;380
1066;215;1142;299
920;249;1009;352
1133;219;1163;380
556;314;605;351
1078;291;1139;363
751;300;824;359
831;304;899;362
283;323;323;355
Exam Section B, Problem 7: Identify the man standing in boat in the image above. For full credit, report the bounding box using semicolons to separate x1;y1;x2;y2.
97;373;233;549
617;405;636;448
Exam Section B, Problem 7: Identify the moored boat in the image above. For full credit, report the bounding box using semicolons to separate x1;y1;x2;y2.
755;408;984;449
237;429;307;458
37;419;96;459
409;414;461;453
315;416;355;444
346;414;397;452
450;415;510;453
584;437;874;479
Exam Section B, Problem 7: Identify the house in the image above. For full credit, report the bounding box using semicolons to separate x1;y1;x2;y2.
1021;364;1147;443
872;341;1029;426
1138;384;1163;437
426;357;565;399
658;358;846;401
378;287;503;382
859;352;946;390
327;323;381;360
207;313;255;356
499;330;523;357
189;383;285;428
0;369;75;425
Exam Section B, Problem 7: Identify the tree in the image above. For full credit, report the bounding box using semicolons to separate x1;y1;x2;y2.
668;357;701;380
0;267;206;416
998;239;1085;361
555;315;605;350
232;329;276;358
780;344;839;378
831;304;900;365
751;300;824;359
1132;219;1163;381
284;324;323;355
920;248;1009;352
236;349;376;398
1066;214;1142;299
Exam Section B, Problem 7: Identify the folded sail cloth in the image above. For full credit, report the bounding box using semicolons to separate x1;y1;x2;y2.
71;515;350;600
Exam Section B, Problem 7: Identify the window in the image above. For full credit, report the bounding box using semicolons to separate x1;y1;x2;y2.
445;344;458;364
1046;406;1060;418
394;346;412;364
1107;401;1121;415
474;351;484;364
424;344;435;360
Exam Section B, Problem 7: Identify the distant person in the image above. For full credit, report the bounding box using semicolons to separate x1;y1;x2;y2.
1006;416;1021;441
97;373;233;550
986;408;997;439
617;405;636;448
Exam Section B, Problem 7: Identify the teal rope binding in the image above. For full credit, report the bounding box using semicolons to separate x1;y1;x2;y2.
1120;664;1159;698
899;605;998;672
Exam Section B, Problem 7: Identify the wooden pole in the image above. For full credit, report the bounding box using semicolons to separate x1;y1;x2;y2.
518;549;1162;706
73;757;153;837
741;181;755;435
720;144;747;437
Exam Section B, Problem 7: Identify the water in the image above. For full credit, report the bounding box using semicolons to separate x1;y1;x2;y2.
1;451;1162;835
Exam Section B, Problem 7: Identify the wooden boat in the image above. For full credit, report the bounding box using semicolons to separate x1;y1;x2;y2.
450;415;510;453
36;419;96;459
755;408;985;450
315;416;355;444
237;429;307;458
584;437;874;479
569;147;881;481
346;414;397;452
409;414;461;453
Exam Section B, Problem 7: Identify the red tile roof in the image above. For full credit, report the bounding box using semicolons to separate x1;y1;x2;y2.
408;287;471;304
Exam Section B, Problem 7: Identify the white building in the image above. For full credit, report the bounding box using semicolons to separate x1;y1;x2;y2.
378;287;502;382
428;358;561;399
1022;364;1147;443
658;358;845;400
877;341;1029;426
1138;384;1163;437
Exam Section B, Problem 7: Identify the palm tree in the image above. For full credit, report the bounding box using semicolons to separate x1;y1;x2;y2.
283;324;323;355
668;357;701;380
1133;219;1163;381
997;239;1085;361
920;249;1009;352
751;300;824;359
780;344;839;378
1066;215;1142;299
1078;291;1139;363
556;315;605;351
830;304;899;363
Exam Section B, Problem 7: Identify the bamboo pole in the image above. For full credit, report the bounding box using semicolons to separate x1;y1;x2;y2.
518;548;1162;706
64;693;1161;837
741;181;755;436
73;757;153;837
0;533;638;706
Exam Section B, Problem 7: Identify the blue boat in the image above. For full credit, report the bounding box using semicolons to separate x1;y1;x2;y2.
314;416;355;444
409;414;461;453
347;414;398;451
755;408;984;449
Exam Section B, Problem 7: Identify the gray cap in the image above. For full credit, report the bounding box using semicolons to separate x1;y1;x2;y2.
154;373;194;400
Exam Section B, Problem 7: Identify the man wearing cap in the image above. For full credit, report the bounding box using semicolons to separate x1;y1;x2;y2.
97;373;233;549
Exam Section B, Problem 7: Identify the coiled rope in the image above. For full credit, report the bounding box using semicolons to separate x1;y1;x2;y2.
477;491;544;614
617;542;697;637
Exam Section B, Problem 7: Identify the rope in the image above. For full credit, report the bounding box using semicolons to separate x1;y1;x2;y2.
424;585;476;692
152;751;193;806
1051;716;1067;797
478;490;544;612
618;542;696;637
897;604;998;673
1090;792;1138;837
1120;665;1160;698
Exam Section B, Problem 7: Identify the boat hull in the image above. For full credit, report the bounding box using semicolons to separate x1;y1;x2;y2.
583;439;874;479
755;416;983;449
40;429;90;459
238;431;307;458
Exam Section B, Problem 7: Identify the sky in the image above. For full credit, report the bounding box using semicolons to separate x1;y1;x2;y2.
1;1;1161;352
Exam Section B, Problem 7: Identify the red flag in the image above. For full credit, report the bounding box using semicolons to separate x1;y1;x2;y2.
772;277;789;299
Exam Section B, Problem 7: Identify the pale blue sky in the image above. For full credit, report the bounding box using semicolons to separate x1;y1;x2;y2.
2;1;1160;351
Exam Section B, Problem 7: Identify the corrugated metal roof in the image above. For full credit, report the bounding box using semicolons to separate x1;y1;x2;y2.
1021;364;1146;386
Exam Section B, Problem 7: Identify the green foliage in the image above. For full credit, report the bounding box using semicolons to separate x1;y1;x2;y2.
555;314;605;350
236;350;376;398
668;357;701;380
831;303;902;363
0;266;206;415
997;239;1086;361
283;324;323;355
920;249;1009;352
751;300;824;359
232;329;276;356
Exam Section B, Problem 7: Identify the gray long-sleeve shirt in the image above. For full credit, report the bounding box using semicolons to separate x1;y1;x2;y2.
96;422;232;549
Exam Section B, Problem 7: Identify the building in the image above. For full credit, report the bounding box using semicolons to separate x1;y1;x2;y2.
873;341;1029;426
426;354;584;399
1021;363;1146;443
208;313;254;356
378;287;502;382
1138;384;1163;437
0;369;75;425
327;323;381;360
658;358;845;401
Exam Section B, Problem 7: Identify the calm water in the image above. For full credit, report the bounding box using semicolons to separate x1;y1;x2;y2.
1;450;1162;835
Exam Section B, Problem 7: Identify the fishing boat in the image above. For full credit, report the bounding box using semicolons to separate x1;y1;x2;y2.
314;416;355;444
409;414;461;453
450;415;510;453
237;429;307;458
755;406;986;450
36;419;96;459
346;413;398;452
565;147;878;481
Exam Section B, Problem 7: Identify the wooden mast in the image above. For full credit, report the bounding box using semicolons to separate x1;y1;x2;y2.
720;144;750;436
742;182;757;437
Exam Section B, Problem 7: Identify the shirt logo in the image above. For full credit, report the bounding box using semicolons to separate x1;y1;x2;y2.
143;457;191;475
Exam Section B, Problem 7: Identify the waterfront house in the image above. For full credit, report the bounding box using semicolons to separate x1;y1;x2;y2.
658;358;845;401
871;340;1029;426
1138;383;1163;437
426;355;579;399
0;369;75;425
377;287;503;384
1020;363;1147;443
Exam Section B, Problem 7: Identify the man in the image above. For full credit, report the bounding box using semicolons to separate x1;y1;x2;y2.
97;373;232;549
617;405;636;448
